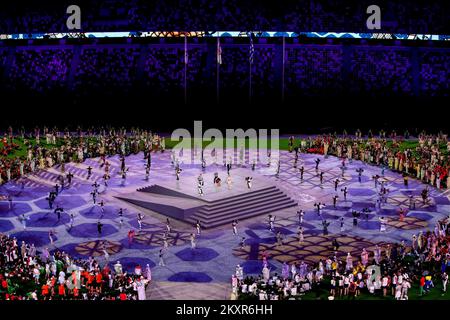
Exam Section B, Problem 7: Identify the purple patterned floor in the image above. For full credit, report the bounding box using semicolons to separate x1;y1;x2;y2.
80;206;121;220
68;223;118;238
0;203;33;217
109;257;156;272
175;247;220;262
168;272;213;283
0;150;448;289
242;260;276;274
35;195;87;210
27;212;70;227
0;219;14;232
11;231;57;247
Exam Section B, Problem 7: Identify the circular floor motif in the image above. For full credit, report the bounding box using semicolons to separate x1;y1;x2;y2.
175;247;220;262
132;230;191;247
74;240;122;257
168;272;213;283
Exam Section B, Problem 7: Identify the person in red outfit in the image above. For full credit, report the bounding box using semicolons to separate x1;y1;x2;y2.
73;287;79;299
96;272;103;293
41;283;49;298
58;283;66;297
419;276;425;296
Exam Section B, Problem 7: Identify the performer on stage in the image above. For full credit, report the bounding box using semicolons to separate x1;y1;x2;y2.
87;166;93;179
268;214;275;232
340;217;344;233
322;220;330;235
190;233;196;250
334;179;340;191
314;202;325;215
226;174;232;190
297;226;304;244
197;181;204;196
245;176;253;189
137;213;143;231
341;187;348;201
232;220;238;236
297;209;304;224
213;173;221;187
145;164;150;181
195;220;201;235
315;158;321;171
332;195;339;208
175;166;182;181
158;249;166;267
239;237;246;250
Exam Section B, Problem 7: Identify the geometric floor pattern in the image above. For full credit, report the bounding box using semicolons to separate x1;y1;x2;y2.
233;234;390;266
0;150;449;298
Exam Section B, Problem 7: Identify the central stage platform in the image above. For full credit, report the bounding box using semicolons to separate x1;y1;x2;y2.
116;168;297;228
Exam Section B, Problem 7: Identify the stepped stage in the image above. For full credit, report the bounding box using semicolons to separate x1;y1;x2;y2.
116;168;297;228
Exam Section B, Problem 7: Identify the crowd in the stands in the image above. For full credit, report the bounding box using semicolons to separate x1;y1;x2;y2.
286;46;343;96
75;47;141;94
420;51;450;96
0;0;448;34
8;49;73;92
349;49;412;95
1;45;448;99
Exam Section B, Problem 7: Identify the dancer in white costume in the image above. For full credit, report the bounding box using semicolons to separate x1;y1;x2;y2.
245;176;253;189
226;174;232;190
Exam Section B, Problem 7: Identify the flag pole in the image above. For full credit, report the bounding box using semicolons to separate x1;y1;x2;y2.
217;37;220;104
282;36;285;102
249;34;253;103
249;59;252;103
184;34;187;104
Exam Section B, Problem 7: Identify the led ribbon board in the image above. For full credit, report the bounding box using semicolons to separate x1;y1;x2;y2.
1;31;449;41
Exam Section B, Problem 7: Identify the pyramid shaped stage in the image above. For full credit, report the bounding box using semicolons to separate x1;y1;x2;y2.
116;168;297;229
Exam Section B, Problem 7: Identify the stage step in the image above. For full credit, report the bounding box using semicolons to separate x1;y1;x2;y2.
137;184;205;201
186;186;296;228
201;186;278;208
196;194;288;218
